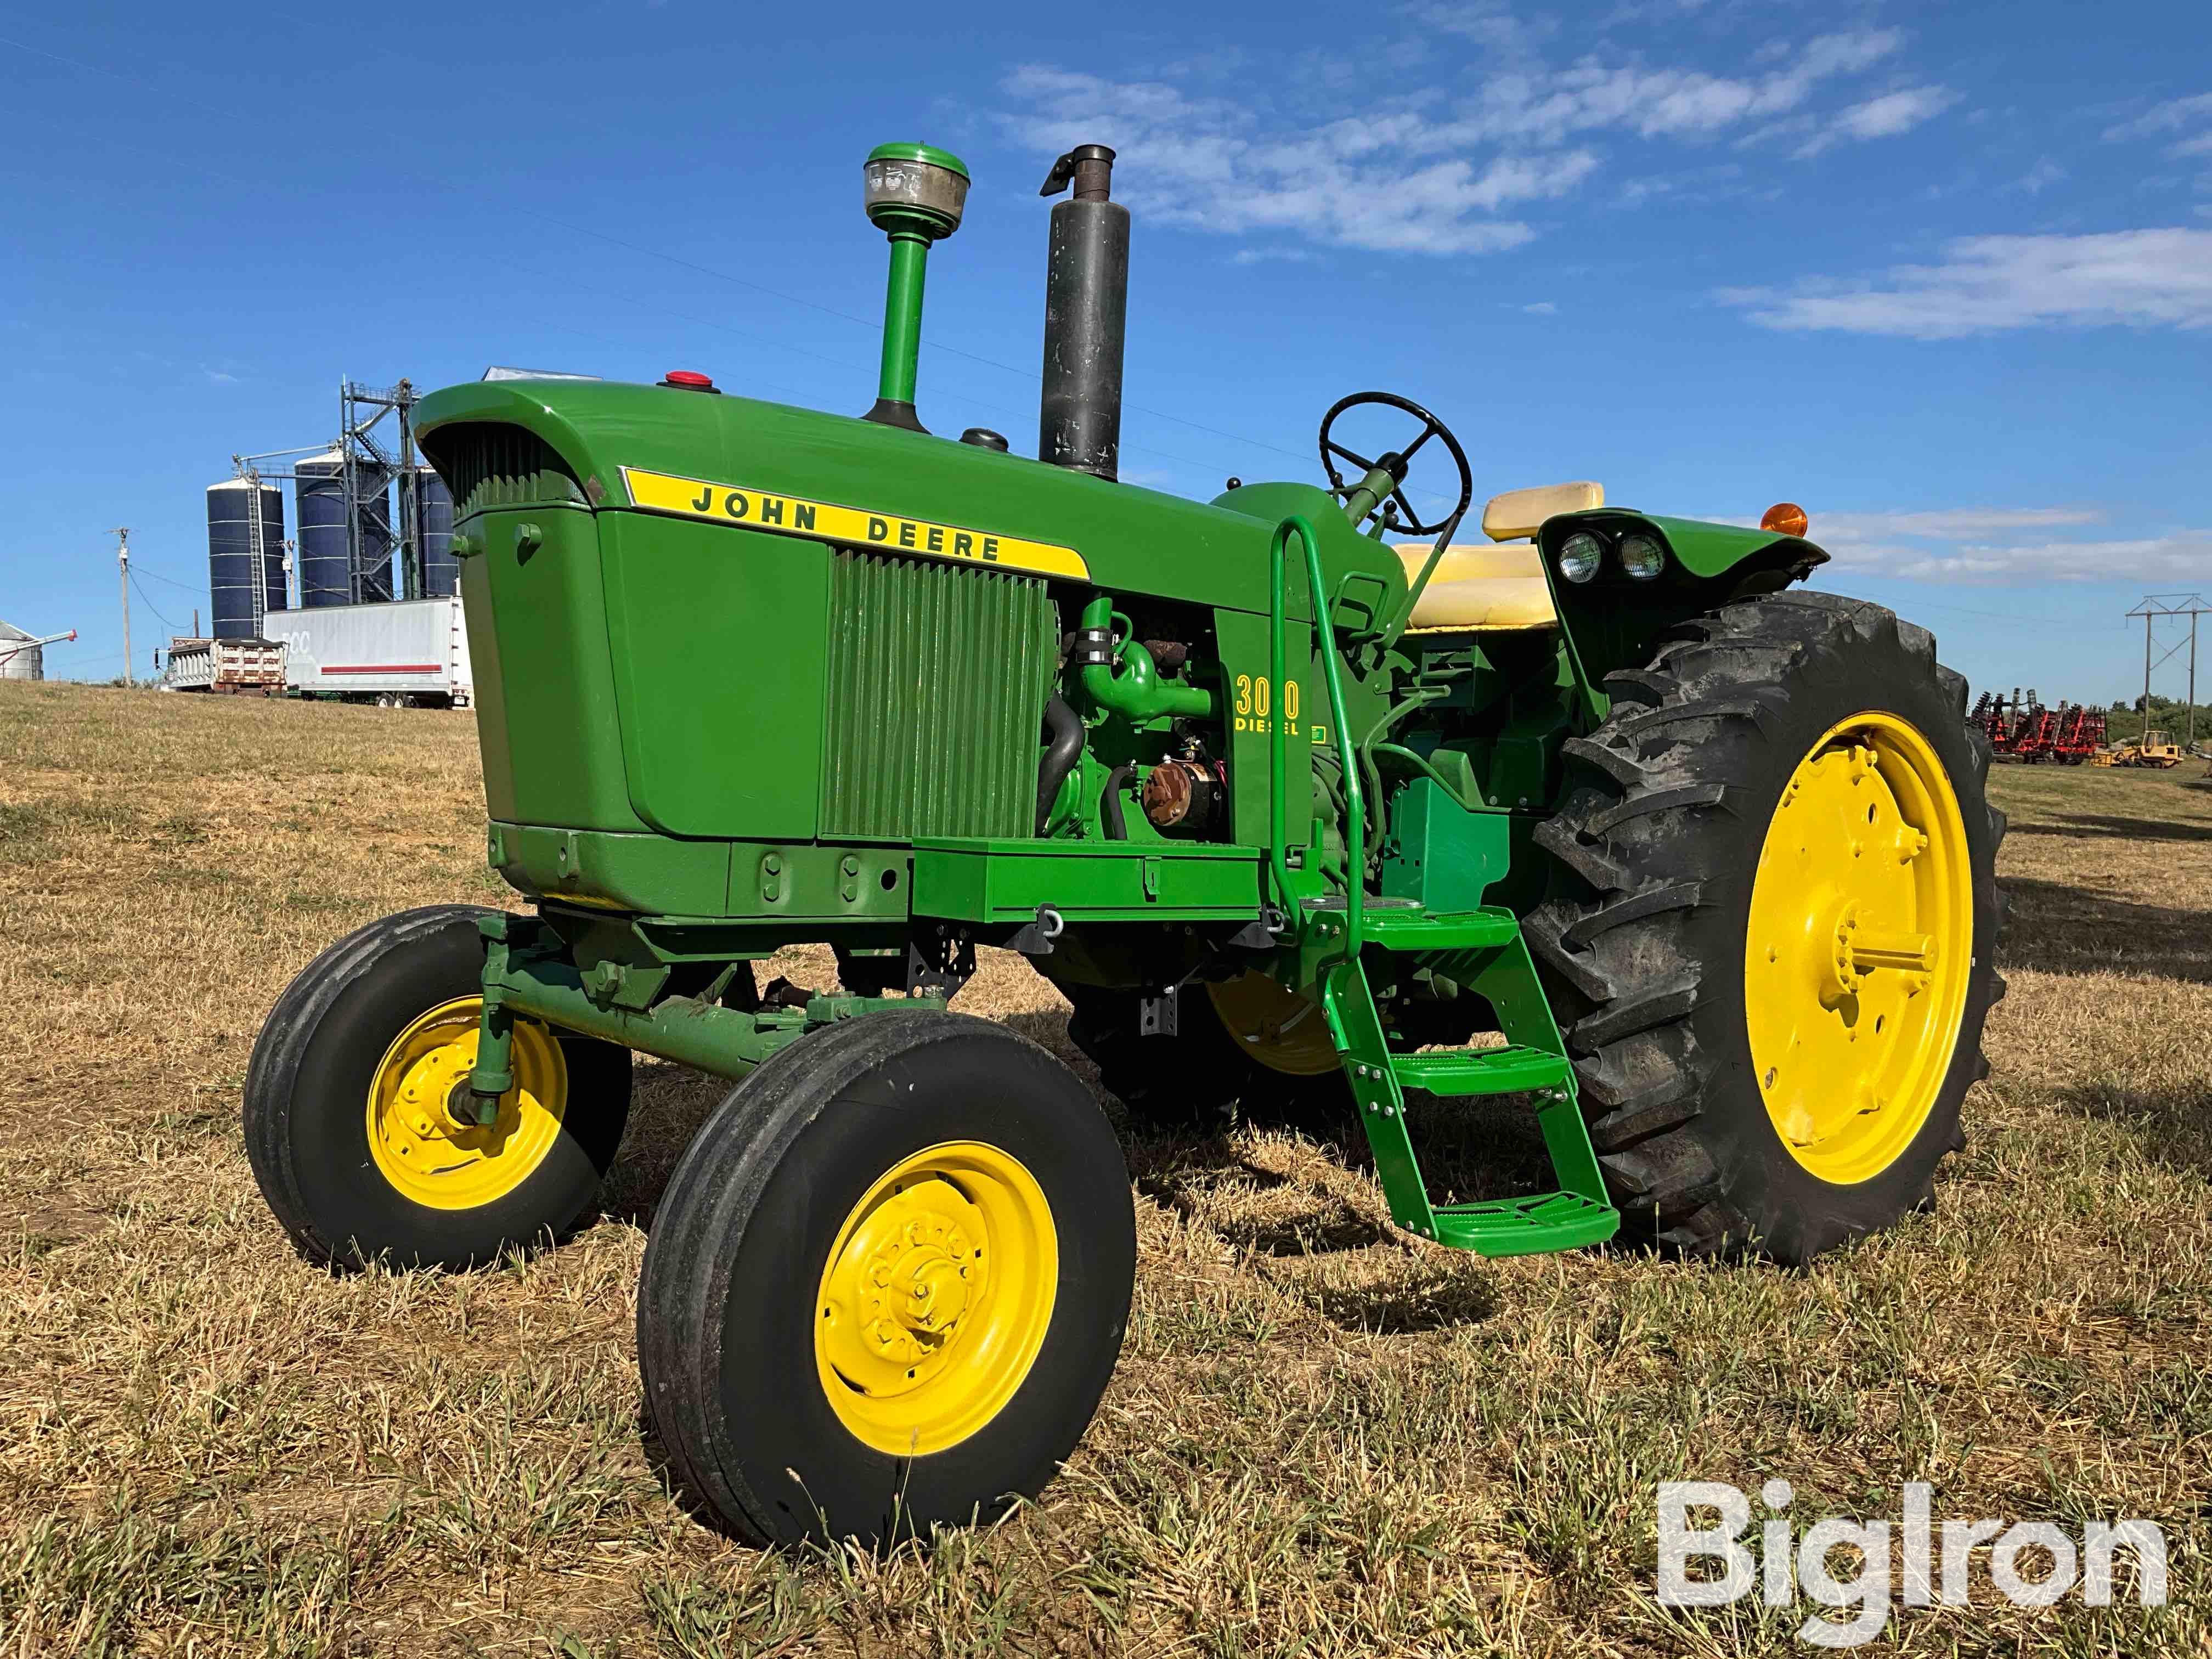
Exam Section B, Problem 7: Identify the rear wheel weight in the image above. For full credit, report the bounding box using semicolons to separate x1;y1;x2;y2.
1525;592;2005;1263
637;1011;1136;1549
242;905;632;1271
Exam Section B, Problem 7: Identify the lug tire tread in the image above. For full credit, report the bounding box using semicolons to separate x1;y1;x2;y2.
1525;592;2006;1261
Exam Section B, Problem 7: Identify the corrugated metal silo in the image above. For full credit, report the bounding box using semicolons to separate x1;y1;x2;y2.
261;486;289;614
414;467;458;596
0;621;43;681
207;478;286;637
295;450;353;607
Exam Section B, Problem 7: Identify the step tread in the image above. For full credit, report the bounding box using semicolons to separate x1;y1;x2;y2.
1429;1191;1620;1257
1306;903;1521;951
1391;1045;1571;1095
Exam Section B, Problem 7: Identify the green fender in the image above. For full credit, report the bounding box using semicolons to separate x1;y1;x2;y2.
1533;509;1829;726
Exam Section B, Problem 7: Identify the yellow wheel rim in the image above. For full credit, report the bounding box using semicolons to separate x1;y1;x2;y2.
1206;972;1340;1076
1746;713;1974;1185
364;997;567;1210
815;1141;1057;1457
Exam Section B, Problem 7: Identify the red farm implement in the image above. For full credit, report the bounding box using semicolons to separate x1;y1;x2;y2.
1972;689;2101;764
2053;703;2106;764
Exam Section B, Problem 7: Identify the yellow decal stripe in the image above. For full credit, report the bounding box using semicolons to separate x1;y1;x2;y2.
619;467;1089;581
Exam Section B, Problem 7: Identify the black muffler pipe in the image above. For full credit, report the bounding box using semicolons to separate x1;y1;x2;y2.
1038;144;1128;481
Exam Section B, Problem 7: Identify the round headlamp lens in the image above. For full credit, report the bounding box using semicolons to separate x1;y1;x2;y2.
1557;531;1606;584
1619;532;1666;581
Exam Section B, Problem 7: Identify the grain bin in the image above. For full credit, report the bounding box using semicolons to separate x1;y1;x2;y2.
206;477;287;637
0;620;44;680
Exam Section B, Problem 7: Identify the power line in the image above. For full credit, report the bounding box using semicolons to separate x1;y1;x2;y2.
127;572;178;631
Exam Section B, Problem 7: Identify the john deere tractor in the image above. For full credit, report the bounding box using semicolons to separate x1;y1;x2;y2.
245;141;2004;1547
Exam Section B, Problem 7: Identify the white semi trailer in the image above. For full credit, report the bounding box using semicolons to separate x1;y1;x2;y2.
267;597;472;708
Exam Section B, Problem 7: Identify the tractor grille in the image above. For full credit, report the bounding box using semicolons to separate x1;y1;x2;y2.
820;552;1056;841
424;423;588;517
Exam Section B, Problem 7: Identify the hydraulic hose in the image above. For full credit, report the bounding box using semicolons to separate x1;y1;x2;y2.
1035;696;1084;834
1101;761;1135;840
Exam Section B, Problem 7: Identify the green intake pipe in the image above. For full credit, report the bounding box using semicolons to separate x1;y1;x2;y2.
859;142;970;432
876;233;929;409
1075;595;1216;720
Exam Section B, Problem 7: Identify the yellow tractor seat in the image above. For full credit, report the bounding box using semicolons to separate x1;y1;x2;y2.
1392;542;1557;631
1390;481;1604;634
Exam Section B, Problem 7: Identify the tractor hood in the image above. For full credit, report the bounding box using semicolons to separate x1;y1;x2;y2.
414;377;1404;621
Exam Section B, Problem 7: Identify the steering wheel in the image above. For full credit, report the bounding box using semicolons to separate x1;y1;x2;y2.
1317;391;1474;537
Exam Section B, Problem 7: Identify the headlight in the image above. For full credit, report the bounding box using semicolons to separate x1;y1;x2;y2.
1618;532;1666;581
1557;531;1606;584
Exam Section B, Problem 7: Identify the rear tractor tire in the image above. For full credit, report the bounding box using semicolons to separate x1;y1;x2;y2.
244;905;633;1271
1526;591;2005;1263
639;1011;1135;1547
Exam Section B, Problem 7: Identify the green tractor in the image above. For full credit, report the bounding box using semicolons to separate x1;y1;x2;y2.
245;140;2004;1547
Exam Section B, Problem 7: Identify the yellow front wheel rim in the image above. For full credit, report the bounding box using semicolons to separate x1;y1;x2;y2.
365;997;567;1210
1206;972;1340;1076
1746;713;1974;1185
815;1141;1057;1457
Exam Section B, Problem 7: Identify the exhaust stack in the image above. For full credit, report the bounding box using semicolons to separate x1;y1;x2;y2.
1038;145;1128;481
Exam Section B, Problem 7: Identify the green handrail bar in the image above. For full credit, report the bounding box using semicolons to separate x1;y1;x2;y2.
1269;514;1366;957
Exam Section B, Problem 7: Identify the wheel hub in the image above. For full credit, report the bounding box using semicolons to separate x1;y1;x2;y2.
814;1141;1058;1457
820;1178;985;1393
1746;716;1973;1183
365;998;566;1209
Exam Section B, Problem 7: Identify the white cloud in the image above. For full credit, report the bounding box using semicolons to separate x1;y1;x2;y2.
203;368;238;383
2170;132;2212;159
996;24;1917;258
2013;157;2067;194
998;66;1593;255
1792;85;1960;157
2102;92;2212;142
1522;300;1559;314
1719;229;2212;336
1805;507;2212;585
1826;507;2106;538
1488;31;1905;148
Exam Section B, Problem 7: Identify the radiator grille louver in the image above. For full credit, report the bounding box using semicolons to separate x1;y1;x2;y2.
425;424;587;518
820;552;1055;841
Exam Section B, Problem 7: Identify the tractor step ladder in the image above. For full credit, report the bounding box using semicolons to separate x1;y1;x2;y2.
1309;901;1620;1257
1265;514;1616;1258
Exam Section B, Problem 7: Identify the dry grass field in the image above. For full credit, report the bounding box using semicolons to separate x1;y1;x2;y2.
2;679;2207;1657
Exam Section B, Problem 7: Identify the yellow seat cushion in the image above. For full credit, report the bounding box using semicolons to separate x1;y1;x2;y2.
1482;481;1604;540
1392;542;1557;632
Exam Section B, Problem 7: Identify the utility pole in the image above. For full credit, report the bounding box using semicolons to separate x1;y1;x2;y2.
2142;610;2152;729
2125;594;2211;743
115;527;132;688
2192;613;2200;749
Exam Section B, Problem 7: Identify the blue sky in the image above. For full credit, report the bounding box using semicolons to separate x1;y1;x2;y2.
3;1;2208;703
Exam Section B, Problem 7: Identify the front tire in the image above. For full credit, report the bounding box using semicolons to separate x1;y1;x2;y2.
638;1012;1135;1548
244;905;632;1270
1526;592;2005;1263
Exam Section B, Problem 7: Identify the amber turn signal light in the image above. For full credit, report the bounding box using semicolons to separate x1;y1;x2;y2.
1761;502;1809;537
